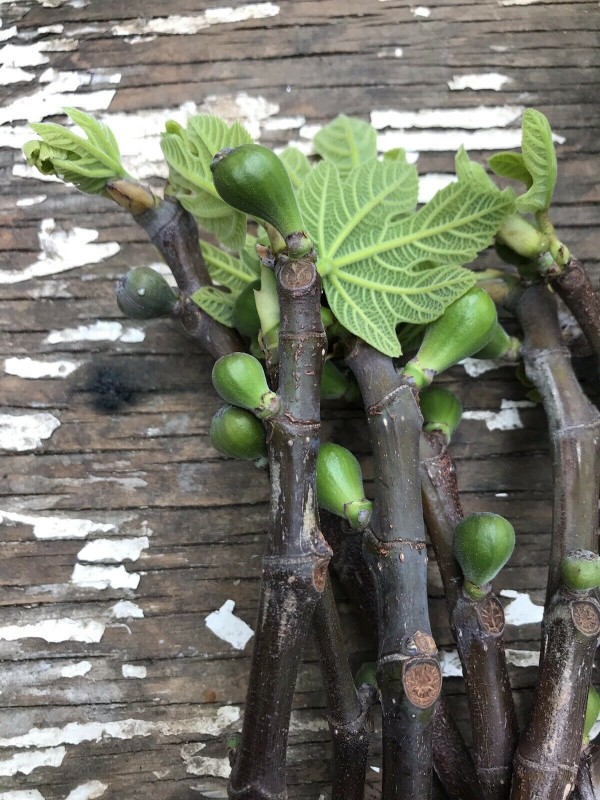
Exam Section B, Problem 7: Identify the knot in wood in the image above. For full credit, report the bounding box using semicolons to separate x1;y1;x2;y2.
476;595;505;635
403;659;442;709
278;258;317;292
571;600;600;636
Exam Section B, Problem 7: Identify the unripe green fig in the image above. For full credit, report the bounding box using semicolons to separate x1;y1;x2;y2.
402;288;498;389
210;404;267;463
583;685;600;744
212;352;279;419
419;386;462;443
355;661;378;690
316;443;372;530
233;280;261;338
454;512;515;595
116;267;178;320
473;322;521;360
211;144;309;255
321;361;360;402
560;550;600;591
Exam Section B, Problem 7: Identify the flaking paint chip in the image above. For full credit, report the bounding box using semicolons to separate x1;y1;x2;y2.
205;600;254;651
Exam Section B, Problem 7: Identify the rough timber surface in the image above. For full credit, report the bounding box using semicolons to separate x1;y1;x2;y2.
0;0;599;797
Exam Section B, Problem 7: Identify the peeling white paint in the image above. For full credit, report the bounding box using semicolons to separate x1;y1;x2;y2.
0;412;60;451
0;792;46;800
65;782;107;800
0;509;115;540
122;664;147;679
501;589;545;625
506;648;540;668
205;600;254;651
440;649;463;677
411;6;431;17
77;536;149;564
0;84;114;127
61;661;92;678
289;712;329;734
0;619;106;644
182;742;231;778
448;73;510;92
4;357;81;379
45;320;145;345
111;4;280;36
373;107;525;132
0;219;120;285
499;0;543;5
0;706;241;749
16;195;47;207
418;173;456;203
71;564;141;591
440;647;540;672
461;357;507;377
111;600;144;619
262;115;305;131
462;399;535;431
0;747;65;777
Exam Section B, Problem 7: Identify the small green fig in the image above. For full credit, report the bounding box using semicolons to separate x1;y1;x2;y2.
212;352;279;419
583;685;600;744
355;661;378;690
454;512;515;596
316;443;372;530
473;322;521;360
233;280;261;338
211;144;310;254
402;288;497;389
419;386;462;443
560;550;600;592
321;361;360;402
210;404;267;463
116;267;178;320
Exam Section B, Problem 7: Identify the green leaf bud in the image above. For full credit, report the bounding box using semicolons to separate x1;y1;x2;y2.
211;144;310;255
402;288;498;389
210;404;267;463
212;352;279;419
496;214;545;259
419;386;462;443
454;512;515;594
560;550;600;592
473;322;521;360
583;685;600;744
316;443;372;530
116;267;178;320
233;280;261;338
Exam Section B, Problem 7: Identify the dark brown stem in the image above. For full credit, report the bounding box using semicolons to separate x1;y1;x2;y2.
508;284;600;602
313;575;373;800
432;699;485;800
549;257;600;366
228;254;331;800
511;586;600;800
574;740;600;800
420;432;518;800
347;340;440;800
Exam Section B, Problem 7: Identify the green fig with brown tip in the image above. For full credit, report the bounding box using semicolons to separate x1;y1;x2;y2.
454;512;515;597
560;550;600;592
316;443;372;530
212;352;279;419
402;288;498;389
210;404;267;464
211;144;310;255
419;386;462;443
116;267;178;320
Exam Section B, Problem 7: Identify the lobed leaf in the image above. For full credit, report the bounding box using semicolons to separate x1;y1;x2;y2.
313;115;377;177
190;286;236;327
516;109;557;212
161;115;253;250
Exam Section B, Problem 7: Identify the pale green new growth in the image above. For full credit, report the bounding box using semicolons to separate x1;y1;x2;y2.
313;115;377;177
455;146;497;193
200;239;260;297
191;286;236;327
161;115;252;250
488;151;532;187
24;108;128;195
516;109;557;213
299;156;514;356
278;147;312;189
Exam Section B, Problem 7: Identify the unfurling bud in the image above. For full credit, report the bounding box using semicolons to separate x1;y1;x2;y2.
116;268;178;320
454;512;515;597
402;288;497;389
316;443;372;530
210;404;267;463
419;386;462;444
212;352;279;419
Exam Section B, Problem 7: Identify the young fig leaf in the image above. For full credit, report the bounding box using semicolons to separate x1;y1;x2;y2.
402;287;498;388
316;443;372;530
191;286;236;328
200;240;259;297
454;512;515;593
419;386;462;443
116;267;178;320
210;404;267;462
455;146;497;193
560;550;600;592
516;109;558;213
212;352;279;418
313;115;377;177
488;152;532;187
278;147;312;189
